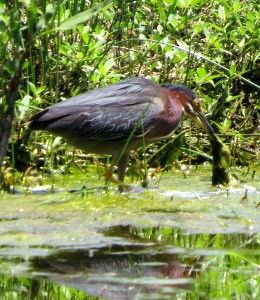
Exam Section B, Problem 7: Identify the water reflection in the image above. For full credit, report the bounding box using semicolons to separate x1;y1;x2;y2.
31;244;195;299
0;226;259;299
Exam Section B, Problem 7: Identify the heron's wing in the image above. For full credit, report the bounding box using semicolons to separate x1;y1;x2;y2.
29;78;166;140
48;77;160;108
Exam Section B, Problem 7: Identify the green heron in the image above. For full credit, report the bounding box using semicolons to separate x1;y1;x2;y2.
29;77;217;190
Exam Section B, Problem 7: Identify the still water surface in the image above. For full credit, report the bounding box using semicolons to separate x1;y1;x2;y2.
0;166;259;299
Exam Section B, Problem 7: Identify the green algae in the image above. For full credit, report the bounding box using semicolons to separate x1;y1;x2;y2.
0;165;259;299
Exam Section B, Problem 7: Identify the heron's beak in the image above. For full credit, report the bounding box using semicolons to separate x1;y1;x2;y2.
186;100;231;186
186;101;216;140
193;111;216;139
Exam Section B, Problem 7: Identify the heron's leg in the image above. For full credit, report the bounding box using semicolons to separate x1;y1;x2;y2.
104;166;118;185
117;153;132;192
117;153;129;183
104;153;131;192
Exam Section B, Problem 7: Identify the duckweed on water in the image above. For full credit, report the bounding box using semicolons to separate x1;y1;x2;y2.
0;166;259;299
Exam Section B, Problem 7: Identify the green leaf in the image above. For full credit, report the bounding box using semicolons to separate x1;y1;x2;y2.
197;67;207;79
218;5;226;22
222;118;232;131
104;58;115;73
229;64;237;76
58;0;113;30
28;82;37;94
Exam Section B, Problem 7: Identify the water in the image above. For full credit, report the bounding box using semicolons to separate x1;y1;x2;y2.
0;165;259;299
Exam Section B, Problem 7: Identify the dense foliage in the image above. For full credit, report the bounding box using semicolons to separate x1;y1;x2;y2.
0;0;259;190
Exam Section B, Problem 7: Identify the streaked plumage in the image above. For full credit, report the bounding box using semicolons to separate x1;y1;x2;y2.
29;77;215;190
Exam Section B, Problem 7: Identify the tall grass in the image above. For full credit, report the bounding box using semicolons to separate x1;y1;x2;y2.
0;0;259;189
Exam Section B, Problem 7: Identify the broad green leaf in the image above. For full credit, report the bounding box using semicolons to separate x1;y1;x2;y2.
58;0;113;30
104;58;115;73
197;67;207;79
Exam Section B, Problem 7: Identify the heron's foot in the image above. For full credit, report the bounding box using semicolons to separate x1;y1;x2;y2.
105;169;145;193
105;169;121;184
119;184;145;193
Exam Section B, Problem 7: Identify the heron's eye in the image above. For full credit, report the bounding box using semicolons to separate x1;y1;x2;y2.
194;98;203;110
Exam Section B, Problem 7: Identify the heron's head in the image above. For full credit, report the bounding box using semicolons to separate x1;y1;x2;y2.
161;84;215;139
